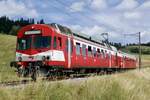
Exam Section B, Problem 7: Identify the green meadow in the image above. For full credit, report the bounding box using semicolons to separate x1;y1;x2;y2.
0;34;150;100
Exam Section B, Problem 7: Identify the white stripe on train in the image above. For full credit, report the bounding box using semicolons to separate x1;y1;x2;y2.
16;50;65;62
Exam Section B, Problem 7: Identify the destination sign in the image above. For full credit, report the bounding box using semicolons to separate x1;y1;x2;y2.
24;30;41;35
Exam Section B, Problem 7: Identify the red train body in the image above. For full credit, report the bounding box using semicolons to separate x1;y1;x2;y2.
10;23;137;80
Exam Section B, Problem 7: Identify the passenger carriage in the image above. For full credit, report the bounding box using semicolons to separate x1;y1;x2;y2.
10;23;137;80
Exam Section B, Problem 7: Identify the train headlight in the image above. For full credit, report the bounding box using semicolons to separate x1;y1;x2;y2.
47;56;50;60
42;56;46;61
18;57;22;62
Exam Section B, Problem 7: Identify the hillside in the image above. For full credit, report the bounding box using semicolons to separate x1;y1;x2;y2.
0;34;150;100
121;45;150;67
0;34;20;82
121;45;150;54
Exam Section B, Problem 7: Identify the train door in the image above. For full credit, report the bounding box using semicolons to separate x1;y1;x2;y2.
109;51;112;68
82;44;87;67
117;54;123;68
67;37;71;68
115;53;118;67
119;56;124;68
122;56;125;68
87;46;93;67
57;37;62;50
65;37;74;69
74;42;82;67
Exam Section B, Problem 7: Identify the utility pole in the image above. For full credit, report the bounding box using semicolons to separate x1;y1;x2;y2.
138;32;141;70
124;32;142;70
101;33;109;44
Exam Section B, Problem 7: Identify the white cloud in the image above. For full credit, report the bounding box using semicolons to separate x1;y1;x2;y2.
0;0;38;18
69;24;126;42
93;13;124;30
70;24;109;40
124;11;141;19
90;0;107;10
69;1;85;12
1;0;149;43
25;0;34;8
81;25;106;35
140;31;150;43
70;25;106;35
69;25;82;32
41;3;48;8
86;12;144;43
68;0;150;43
139;0;150;10
115;0;139;10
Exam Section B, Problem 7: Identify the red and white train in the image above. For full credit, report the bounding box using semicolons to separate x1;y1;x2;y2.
10;23;137;80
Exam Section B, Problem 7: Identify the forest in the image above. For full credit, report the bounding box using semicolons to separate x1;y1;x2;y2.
0;16;44;35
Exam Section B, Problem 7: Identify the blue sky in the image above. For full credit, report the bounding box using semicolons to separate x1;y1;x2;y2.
0;0;150;44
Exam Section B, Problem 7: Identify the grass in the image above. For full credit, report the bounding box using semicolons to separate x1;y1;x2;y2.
0;68;150;100
0;34;20;82
0;34;150;100
141;55;150;67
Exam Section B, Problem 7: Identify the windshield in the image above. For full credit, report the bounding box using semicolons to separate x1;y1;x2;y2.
17;36;51;50
17;37;31;50
34;36;51;49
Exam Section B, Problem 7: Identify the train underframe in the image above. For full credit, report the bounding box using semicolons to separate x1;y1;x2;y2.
10;61;134;81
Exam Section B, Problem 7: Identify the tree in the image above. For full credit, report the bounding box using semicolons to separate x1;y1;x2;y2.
9;25;21;35
39;19;44;24
0;16;45;35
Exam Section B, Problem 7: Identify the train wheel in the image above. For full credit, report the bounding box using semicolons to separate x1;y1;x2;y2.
31;67;37;81
31;71;37;81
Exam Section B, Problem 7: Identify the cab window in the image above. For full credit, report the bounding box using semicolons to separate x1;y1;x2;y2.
17;37;31;50
34;36;51;49
53;36;57;49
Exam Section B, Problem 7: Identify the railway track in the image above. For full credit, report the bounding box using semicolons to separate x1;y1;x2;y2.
0;73;98;87
0;68;137;87
0;80;33;87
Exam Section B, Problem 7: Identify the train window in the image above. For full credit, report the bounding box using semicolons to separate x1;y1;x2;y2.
58;37;62;48
97;48;100;57
17;37;31;50
101;49;104;58
53;36;57;49
82;44;86;56
105;50;107;58
93;47;96;57
71;41;73;53
76;42;80;55
88;46;92;56
108;52;111;59
34;36;51;49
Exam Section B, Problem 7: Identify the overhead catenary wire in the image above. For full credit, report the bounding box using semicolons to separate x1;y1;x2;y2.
47;1;83;24
53;0;117;31
123;32;142;70
54;0;102;24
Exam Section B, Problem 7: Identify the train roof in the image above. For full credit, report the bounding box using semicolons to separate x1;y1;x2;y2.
49;23;141;53
49;23;108;47
49;23;72;35
121;52;137;60
110;46;117;52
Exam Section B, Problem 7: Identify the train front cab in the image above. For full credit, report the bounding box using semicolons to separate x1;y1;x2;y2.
10;24;73;79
